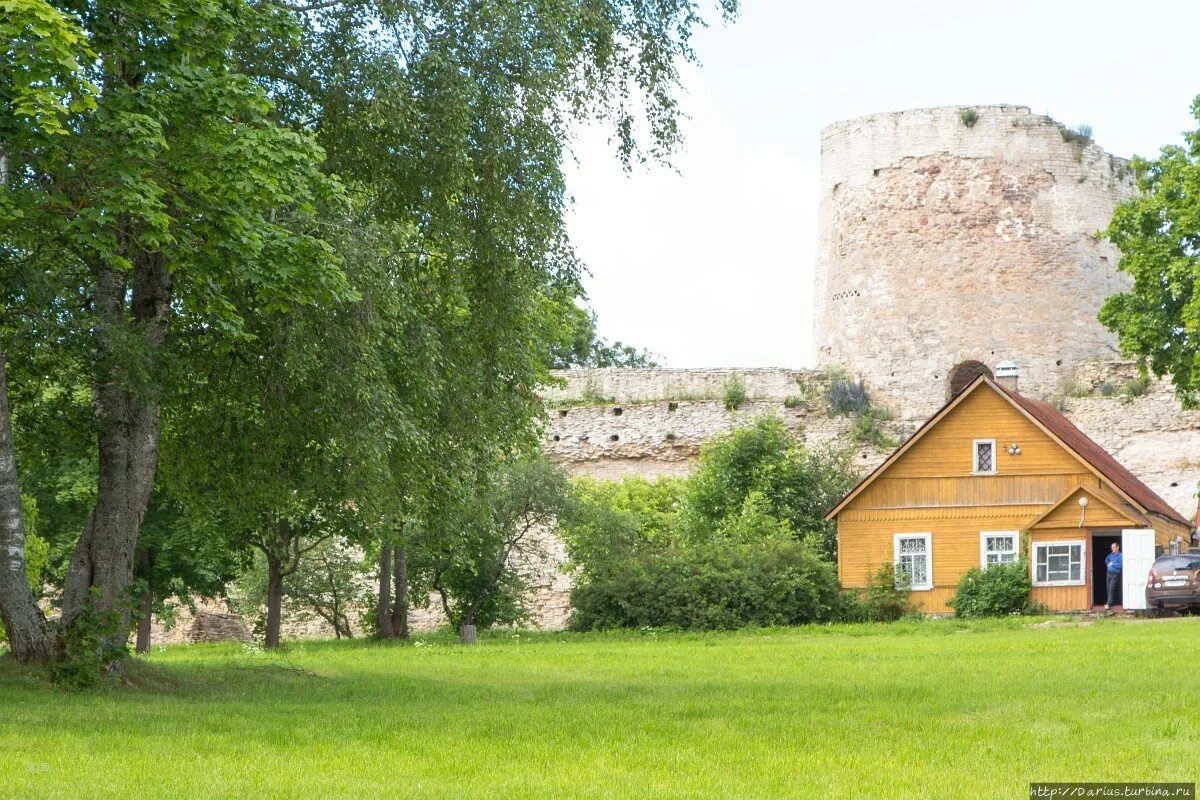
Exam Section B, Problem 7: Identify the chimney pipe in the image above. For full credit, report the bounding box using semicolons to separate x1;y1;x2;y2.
995;361;1019;393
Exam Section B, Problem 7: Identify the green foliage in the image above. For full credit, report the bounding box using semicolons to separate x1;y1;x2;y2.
410;455;576;630
49;588;125;689
722;375;747;411
1100;96;1200;407
1098;380;1118;397
947;562;1033;618
569;537;849;631
850;407;899;449
1121;373;1150;399
959;108;979;128
827;376;870;416
546;303;660;369
851;563;915;622
782;395;804;409
563;476;685;578
681;417;856;557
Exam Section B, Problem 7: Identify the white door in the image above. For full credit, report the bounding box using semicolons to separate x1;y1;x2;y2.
1121;529;1155;610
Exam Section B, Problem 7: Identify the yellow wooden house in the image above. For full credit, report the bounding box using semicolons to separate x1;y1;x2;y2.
825;371;1193;613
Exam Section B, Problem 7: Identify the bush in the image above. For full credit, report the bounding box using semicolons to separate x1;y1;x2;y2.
853;563;914;622
782;394;804;409
851;407;899;449
1121;374;1149;399
1098;380;1117;397
1059;123;1093;144
947;562;1032;618
569;538;850;631
722;375;747;411
827;376;869;416
959;108;979;128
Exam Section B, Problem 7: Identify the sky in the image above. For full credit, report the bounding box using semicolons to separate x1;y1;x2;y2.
563;0;1200;368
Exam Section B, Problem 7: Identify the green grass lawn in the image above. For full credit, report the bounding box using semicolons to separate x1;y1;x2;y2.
2;617;1197;799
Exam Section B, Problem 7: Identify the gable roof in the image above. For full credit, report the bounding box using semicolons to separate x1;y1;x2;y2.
1025;484;1148;530
825;375;1192;527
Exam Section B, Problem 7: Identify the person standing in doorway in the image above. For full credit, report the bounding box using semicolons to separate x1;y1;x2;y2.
1105;541;1123;610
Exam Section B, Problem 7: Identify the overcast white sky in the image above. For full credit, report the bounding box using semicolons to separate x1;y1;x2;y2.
564;0;1200;368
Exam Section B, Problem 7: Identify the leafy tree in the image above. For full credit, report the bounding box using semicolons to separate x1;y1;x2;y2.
681;417;857;557
1100;95;1200;405
562;476;685;578
547;302;661;369
413;456;574;641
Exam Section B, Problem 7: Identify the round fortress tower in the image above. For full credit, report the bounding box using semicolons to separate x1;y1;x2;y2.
815;105;1135;418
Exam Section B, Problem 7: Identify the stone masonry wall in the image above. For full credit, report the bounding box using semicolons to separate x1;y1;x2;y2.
816;105;1135;419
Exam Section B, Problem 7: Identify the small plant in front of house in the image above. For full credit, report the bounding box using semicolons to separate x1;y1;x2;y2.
855;563;915;622
826;375;870;416
947;562;1033;618
722;375;747;411
959;108;979;128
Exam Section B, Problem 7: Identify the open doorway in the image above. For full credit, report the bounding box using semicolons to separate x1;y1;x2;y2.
1091;532;1121;607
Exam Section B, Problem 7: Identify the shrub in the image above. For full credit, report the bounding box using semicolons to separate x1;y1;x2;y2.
827;376;869;416
947;562;1032;618
851;407;899;449
50;588;127;689
854;563;914;622
959;108;979;128
1121;374;1149;399
569;538;849;631
722;375;747;411
1098;380;1117;397
1059;123;1093;144
782;394;804;409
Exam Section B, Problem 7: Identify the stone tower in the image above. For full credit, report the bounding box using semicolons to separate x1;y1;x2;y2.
815;105;1135;419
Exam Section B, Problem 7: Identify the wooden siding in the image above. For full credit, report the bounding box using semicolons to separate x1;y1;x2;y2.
1028;527;1090;612
834;385;1171;614
1033;488;1140;530
881;387;1085;480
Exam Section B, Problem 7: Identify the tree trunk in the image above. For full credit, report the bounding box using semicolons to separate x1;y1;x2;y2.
265;554;284;649
392;546;408;639
376;544;394;638
0;350;52;663
60;257;170;643
134;547;154;655
459;623;477;644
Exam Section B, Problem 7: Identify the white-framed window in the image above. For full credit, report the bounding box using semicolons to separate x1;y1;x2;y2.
972;439;996;475
1032;540;1085;586
894;533;932;591
980;531;1019;568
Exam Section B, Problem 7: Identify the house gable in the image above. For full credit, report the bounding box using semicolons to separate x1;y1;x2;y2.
831;379;1090;517
1027;486;1147;530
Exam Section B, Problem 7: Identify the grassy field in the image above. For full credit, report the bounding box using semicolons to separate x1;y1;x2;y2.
1;617;1197;799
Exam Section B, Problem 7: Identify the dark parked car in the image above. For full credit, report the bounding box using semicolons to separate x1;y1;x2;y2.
1146;552;1200;613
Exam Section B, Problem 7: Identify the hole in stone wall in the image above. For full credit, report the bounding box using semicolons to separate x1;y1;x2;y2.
612;407;623;416
947;360;993;400
579;435;589;443
609;434;619;442
872;168;880;177
667;402;678;412
551;435;560;442
1056;359;1063;366
666;433;676;441
559;409;568;417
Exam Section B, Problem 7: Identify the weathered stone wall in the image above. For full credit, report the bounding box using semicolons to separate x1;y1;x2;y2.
543;367;895;480
816;105;1135;419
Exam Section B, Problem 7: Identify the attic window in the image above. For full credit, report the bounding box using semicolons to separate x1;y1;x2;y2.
973;439;996;475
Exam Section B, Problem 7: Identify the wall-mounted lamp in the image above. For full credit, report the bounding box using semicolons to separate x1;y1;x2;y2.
1007;443;1022;456
1078;495;1088;527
